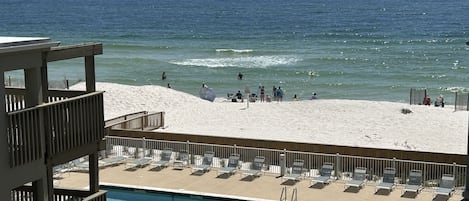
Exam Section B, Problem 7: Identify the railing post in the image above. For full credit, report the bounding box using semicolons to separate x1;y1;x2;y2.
233;144;237;154
280;149;287;176
393;157;396;168
142;137;146;157
336;153;341;179
187;140;194;165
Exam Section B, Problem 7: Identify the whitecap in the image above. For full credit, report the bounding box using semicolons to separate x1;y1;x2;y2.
169;55;300;68
215;49;253;53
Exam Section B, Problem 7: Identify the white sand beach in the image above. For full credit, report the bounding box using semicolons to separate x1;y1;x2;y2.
72;82;468;155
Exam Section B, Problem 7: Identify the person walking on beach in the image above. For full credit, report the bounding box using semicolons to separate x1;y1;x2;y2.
260;86;265;102
162;72;167;80
277;86;284;102
272;86;277;101
167;83;171;88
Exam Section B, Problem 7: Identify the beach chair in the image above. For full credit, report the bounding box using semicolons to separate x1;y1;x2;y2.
150;148;173;169
98;156;127;168
401;169;423;196
125;157;153;169
311;162;335;186
173;149;190;170
217;153;240;176
434;174;455;198
242;156;265;177
72;159;89;171
345;167;367;190
192;151;215;173
282;159;305;181
375;167;396;193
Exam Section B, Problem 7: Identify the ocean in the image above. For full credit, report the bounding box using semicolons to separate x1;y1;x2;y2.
2;0;469;103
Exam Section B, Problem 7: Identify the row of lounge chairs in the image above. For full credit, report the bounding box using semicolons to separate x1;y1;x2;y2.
69;149;456;199
310;164;455;198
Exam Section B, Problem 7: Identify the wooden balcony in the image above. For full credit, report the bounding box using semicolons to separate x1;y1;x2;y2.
6;91;104;167
12;185;106;201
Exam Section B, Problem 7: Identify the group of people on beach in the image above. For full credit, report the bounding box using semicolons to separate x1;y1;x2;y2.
424;94;444;107
163;71;319;102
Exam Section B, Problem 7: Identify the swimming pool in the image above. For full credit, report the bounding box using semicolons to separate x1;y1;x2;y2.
102;184;269;201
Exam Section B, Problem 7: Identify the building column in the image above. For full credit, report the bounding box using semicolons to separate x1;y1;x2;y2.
24;67;43;107
33;176;50;201
0;73;12;200
89;153;99;193
41;52;49;103
85;56;96;92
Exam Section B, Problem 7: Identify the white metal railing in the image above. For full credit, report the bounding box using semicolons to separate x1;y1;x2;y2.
291;187;297;201
103;136;467;188
279;186;287;201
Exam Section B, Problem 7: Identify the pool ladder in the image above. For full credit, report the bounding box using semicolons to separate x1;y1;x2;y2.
279;186;297;201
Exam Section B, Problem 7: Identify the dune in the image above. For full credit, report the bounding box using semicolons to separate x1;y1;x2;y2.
71;82;468;155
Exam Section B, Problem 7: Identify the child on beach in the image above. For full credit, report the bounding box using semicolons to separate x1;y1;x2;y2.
423;95;431;106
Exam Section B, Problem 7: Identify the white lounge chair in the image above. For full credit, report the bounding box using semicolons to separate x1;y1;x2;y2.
125;157;152;169
72;159;89;171
434;174;455;198
150;148;173;168
242;156;265;177
173;150;190;170
192;151;215;173
217;153;240;176
311;162;335;186
375;167;396;193
345;167;367;190
282;159;305;181
401;169;423;196
98;156;127;168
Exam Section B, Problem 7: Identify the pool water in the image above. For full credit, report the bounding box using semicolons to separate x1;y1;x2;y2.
103;185;248;201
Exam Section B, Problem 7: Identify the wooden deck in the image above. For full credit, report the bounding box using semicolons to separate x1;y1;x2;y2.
55;164;462;201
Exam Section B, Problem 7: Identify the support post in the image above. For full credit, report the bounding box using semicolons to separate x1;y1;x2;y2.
85;56;96;92
89;153;99;193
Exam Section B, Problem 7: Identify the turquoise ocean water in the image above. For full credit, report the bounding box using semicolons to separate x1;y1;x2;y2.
2;0;469;103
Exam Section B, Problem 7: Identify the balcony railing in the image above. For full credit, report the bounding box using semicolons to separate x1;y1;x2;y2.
5;87;87;113
11;185;107;201
7;91;104;167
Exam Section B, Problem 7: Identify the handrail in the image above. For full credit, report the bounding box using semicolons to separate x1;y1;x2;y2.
291;187;297;201
12;186;106;201
7;91;104;115
83;190;107;201
104;136;468;187
105;111;148;128
106;111;164;130
279;186;287;201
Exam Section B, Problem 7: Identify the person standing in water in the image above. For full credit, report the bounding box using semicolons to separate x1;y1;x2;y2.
162;72;167;80
238;72;243;80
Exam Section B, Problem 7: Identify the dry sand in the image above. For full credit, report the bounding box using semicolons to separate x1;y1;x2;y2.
71;82;468;155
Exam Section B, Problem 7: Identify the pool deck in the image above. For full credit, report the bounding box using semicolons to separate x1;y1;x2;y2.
56;164;462;201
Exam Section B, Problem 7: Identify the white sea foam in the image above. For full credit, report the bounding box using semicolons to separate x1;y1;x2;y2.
169;55;299;68
215;49;253;53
